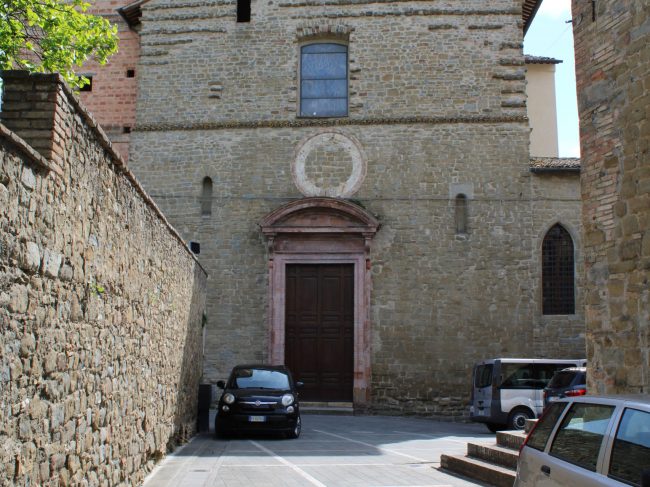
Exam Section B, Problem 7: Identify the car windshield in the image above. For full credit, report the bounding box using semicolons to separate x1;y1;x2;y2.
230;369;290;390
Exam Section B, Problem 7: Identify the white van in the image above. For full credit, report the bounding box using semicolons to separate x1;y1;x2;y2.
470;358;586;432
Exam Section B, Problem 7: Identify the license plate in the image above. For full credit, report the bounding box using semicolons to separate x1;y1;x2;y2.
248;416;266;423
478;408;486;416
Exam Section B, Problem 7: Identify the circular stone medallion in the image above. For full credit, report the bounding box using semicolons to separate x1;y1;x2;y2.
292;131;367;198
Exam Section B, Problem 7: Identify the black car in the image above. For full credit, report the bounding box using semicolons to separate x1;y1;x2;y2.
214;364;302;438
543;366;587;408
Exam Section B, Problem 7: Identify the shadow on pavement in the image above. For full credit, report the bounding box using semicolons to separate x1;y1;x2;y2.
168;413;495;458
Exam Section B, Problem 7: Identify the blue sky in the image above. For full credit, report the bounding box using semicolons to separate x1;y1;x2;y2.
524;0;580;157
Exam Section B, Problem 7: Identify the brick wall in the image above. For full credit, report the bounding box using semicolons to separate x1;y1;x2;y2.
572;0;649;393
0;71;207;485
77;0;140;161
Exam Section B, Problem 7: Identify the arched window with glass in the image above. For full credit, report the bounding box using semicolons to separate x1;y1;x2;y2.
542;224;575;315
300;43;348;118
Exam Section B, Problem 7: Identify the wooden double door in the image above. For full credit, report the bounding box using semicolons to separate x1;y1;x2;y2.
285;264;353;402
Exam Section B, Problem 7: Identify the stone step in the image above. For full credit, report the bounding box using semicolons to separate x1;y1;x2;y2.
440;454;515;487
496;430;527;450
467;442;519;470
524;418;538;434
300;402;354;415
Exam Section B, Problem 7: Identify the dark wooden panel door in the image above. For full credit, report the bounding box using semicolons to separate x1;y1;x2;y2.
285;264;353;401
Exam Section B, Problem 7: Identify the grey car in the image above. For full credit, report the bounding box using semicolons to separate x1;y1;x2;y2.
515;395;650;487
543;367;587;408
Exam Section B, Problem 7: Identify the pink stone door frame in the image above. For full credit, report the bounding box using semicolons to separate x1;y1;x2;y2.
260;197;379;406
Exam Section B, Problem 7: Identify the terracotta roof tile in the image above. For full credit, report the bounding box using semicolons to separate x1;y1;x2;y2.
117;0;148;27
530;157;581;173
525;55;563;64
523;0;543;34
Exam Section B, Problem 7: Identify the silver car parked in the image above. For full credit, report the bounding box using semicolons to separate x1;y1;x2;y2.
515;395;650;487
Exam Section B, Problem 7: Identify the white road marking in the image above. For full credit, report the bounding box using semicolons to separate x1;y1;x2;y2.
249;440;328;487
313;429;430;462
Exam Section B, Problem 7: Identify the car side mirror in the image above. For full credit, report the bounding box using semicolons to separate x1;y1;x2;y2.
216;380;225;389
296;381;304;388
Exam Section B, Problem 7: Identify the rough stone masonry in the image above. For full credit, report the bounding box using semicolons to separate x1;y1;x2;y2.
129;0;585;415
572;0;650;393
0;72;207;486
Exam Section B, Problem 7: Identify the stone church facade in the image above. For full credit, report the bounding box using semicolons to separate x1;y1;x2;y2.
123;0;585;415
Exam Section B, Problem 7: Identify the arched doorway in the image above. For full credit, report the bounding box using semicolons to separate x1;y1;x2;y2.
260;197;379;405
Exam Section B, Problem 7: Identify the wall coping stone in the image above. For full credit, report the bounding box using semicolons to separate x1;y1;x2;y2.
1;70;207;276
0;123;62;176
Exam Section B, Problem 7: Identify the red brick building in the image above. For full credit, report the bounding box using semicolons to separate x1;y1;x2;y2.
78;0;142;161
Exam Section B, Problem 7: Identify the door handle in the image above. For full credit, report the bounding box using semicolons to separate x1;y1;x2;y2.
541;465;551;475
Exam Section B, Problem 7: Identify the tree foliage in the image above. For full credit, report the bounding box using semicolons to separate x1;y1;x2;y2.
0;0;118;88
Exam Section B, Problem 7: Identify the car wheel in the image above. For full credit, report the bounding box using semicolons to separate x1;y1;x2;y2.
486;422;504;433
287;416;301;439
508;408;533;430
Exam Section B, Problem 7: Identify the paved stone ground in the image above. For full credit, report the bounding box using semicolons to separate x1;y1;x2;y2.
142;415;492;487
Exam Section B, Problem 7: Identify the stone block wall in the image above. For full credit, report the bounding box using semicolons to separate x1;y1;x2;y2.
130;0;585;415
135;0;528;127
0;71;207;485
572;0;649;393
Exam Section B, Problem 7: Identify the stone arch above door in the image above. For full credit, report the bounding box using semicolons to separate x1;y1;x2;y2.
260;197;379;246
260;197;379;406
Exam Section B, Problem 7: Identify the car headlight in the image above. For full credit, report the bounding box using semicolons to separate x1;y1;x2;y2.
223;393;235;405
281;394;294;406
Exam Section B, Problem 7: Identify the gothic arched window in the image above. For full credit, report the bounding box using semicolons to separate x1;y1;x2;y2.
300;43;348;117
201;177;213;216
542;224;575;314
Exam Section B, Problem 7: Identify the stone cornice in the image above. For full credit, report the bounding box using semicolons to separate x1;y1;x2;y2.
278;0;518;15
136;115;528;132
289;10;520;19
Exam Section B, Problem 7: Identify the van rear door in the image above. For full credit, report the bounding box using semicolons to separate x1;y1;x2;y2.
472;362;494;419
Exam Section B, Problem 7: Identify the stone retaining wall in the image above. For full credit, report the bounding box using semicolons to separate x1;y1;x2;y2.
0;71;207;486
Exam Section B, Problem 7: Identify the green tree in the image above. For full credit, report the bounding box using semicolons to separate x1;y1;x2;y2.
0;0;118;89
